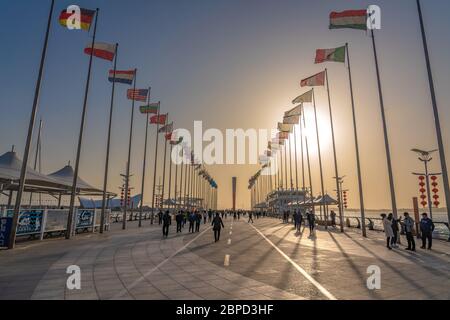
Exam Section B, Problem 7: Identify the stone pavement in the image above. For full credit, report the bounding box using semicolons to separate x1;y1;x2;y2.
0;216;449;300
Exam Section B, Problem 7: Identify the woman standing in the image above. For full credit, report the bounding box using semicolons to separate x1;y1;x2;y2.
381;213;394;250
212;212;225;242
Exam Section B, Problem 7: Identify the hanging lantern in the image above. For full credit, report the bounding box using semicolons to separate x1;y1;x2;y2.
419;176;425;180
421;201;427;206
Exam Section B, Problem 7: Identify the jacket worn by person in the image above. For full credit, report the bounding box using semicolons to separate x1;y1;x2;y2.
162;213;171;226
382;218;394;238
403;216;415;233
420;218;435;234
212;216;224;230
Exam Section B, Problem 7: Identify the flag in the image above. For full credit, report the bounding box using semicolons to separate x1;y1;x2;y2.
315;46;346;64
278;123;293;133
265;150;272;157
108;70;135;85
329;10;367;30
301;71;325;87
292;90;313;104
159;122;173;134
165;132;173;141
259;155;269;165
84;42;116;61
170;137;184;145
140;102;160;114
150;114;167;125
285;105;302;118
59;8;95;31
269;142;282;150
127;89;149;102
277;132;289;140
283;115;299;125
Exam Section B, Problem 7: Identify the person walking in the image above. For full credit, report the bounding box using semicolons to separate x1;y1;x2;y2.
306;211;315;235
195;211;202;232
295;211;303;233
175;211;183;233
233;211;237;221
158;210;163;225
203;211;207;224
208;209;213;222
330;211;337;228
381;213;394;250
248;211;254;224
188;211;196;233
212;212;225;242
162;211;171;238
420;213;435;250
403;212;416;251
389;213;400;248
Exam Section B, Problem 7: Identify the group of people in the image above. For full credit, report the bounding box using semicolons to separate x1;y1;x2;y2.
381;212;435;251
282;210;317;236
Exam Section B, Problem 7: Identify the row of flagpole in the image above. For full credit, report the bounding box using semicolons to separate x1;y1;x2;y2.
8;1;219;249
249;2;450;237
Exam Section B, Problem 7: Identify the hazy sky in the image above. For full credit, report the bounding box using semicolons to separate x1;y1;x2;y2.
1;0;450;210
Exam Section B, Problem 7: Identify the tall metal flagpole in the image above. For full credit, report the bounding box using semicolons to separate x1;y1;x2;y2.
179;153;184;209
284;144;288;191
167;143;174;211
312;89;326;222
29;119;43;207
9;0;55;249
289;133;293;190
417;0;450;225
325;68;343;231
346;43;366;236
302;106;314;214
371;29;398;219
293;125;299;191
183;161;188;209
122;69;138;230
138;87;151;227
160;116;169;210
174;146;178;210
150;105;161;224
299;121;306;191
66;8;99;240
280;144;284;190
100;43;119;234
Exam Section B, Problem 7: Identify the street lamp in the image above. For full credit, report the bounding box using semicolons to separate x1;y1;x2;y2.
411;149;441;219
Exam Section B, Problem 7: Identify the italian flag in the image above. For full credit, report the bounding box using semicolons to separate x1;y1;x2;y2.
329;10;367;30
315;46;346;64
301;71;325;87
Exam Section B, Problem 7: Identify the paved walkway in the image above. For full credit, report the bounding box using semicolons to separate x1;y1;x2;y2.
0;217;449;300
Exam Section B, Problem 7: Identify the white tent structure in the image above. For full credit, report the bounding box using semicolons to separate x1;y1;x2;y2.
48;164;106;196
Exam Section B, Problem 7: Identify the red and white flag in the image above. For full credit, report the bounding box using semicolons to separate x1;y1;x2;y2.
301;71;325;87
84;42;116;61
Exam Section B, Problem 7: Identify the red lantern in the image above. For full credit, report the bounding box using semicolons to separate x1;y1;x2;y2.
419;176;425;180
419;188;426;193
420;194;427;200
434;201;440;207
421;201;427;206
431;176;437;181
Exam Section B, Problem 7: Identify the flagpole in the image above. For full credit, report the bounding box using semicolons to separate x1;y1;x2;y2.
293;125;299;191
312;89;326;222
29;119;44;207
174;147;179;210
66;8;99;239
299;121;306;191
417;0;450;225
302;106;314;215
100;43;118;233
187;159;191;210
325;68;343;232
371;30;398;219
122;69;138;230
138;87;151;228
179;154;184;210
167;143;173;211
289;133;294;190
160;115;169;210
183;161;188;209
346;43;366;236
9;0;55;249
150;104;161;224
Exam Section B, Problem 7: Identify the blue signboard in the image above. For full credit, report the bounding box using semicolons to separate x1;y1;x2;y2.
16;210;44;235
76;210;94;229
0;217;13;248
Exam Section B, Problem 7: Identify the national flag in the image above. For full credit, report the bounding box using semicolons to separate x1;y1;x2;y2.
165;132;173;141
292;90;313;104
84;42;116;61
285;105;302;118
127;89;149;102
265;150;272;157
329;10;367;31
140;102;160;114
159;122;173;134
315;46;346;64
150;114;167;125
277;132;289;140
301;71;325;87
108;70;135;85
283;115;300;125
269;142;281;150
259;155;269;165
278;123;293;133
59;8;95;31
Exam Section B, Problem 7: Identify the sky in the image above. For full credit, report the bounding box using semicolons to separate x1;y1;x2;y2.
1;0;450;211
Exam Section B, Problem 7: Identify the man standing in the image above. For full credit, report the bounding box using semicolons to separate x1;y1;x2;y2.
188;211;196;233
195;211;202;232
158;210;163;225
162;211;171;238
212;212;225;242
403;212;416;251
248;211;254;224
176;211;183;233
330;211;337;228
420;213;435;250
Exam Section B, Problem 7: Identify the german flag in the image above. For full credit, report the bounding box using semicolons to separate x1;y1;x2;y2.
59;8;96;31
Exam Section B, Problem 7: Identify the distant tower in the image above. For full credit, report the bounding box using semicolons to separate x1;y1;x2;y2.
232;177;237;211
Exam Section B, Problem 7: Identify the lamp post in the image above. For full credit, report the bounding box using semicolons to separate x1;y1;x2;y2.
411;149;441;219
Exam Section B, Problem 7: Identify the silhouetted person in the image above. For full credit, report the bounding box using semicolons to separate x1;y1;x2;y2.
381;213;394;250
158;210;163;225
188;211;196;233
233;212;237;220
208;209;213;222
403;212;415;251
248;212;254;223
420;213;435;250
195;211;202;232
203;211;207;224
176;211;183;233
237;211;240;220
212;212;225;242
307;211;315;235
162;211;171;237
389;213;399;248
330;211;337;227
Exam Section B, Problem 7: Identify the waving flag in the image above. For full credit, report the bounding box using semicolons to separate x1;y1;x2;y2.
170;137;184;145
329;10;367;30
140;102;160;114
315;46;346;64
278;123;293;133
301;71;325;87
150;114;167;125
108;70;135;85
283;115;299;125
159;122;173;134
59;8;95;31
84;42;116;61
292;90;313;104
285;105;302;118
277;132;289;140
127;89;149;102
